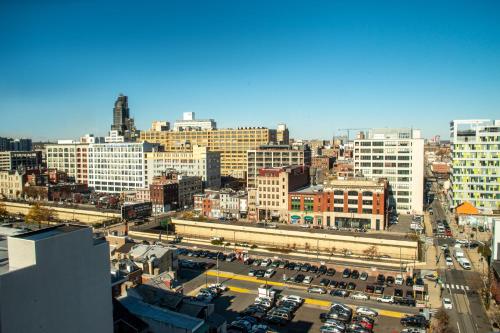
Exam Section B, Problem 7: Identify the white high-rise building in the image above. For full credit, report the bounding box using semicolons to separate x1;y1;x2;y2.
88;142;158;193
0;225;112;333
450;119;500;212
354;128;424;214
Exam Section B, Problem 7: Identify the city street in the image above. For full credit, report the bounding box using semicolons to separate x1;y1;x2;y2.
428;185;491;333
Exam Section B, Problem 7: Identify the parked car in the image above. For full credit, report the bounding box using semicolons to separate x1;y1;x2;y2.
351;292;369;300
320;278;331;286
376;295;394;303
331;289;350;298
360;272;369;281
395;274;404;285
342;268;352;278
264;269;275;278
351;270;360;279
400;315;429;328
303;275;313;284
327;268;336;276
308;287;327;294
356;307;378;317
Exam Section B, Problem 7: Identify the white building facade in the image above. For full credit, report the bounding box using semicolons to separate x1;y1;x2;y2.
354;128;424;214
145;145;221;189
0;225;112;333
450;119;500;212
173;112;217;131
88;142;158;193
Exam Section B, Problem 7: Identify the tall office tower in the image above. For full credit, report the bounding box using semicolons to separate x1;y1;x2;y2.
111;94;138;141
141;119;280;178
246;144;311;188
450;119;500;212
0;137;33;151
354;128;424;214
0;225;113;333
111;94;130;133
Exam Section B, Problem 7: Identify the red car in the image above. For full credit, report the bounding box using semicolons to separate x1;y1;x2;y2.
445;229;452;237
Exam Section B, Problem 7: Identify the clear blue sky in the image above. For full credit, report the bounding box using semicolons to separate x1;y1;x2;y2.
1;1;499;141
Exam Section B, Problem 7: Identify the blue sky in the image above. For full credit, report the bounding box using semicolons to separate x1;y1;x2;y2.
1;1;499;141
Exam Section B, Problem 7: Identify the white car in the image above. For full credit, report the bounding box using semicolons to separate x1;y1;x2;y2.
442;297;453;309
264;269;275;278
356;307;378;317
260;259;272;267
281;295;304;305
456;239;469;245
303;275;313;284
300;224;311;229
351;292;369;301
395;274;404;285
376;295;394;303
208;283;228;292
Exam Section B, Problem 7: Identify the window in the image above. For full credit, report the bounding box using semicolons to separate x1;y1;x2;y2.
334;207;343;212
348;199;357;205
348;191;358;196
334;190;344;196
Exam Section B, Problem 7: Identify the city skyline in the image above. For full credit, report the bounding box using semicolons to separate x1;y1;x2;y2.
1;1;500;140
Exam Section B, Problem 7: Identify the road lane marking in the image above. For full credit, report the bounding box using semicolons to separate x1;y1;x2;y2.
228;286;252;293
206;270;286;287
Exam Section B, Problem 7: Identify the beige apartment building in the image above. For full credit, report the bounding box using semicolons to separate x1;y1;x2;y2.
46;141;89;184
0;170;25;199
140;123;282;178
250;165;309;222
145;145;221;189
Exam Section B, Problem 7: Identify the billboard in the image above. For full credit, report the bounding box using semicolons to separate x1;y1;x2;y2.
121;202;152;220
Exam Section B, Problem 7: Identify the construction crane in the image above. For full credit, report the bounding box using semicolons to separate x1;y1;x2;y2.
336;128;369;142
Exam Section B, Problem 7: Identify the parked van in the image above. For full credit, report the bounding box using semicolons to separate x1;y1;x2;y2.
458;258;471;270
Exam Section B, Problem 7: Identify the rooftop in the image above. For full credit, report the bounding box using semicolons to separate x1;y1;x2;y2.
13;224;88;241
129;243;175;262
292;185;325;193
119;296;204;332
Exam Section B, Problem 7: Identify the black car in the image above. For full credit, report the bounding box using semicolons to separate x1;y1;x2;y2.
415;278;424;286
255;270;266;278
301;263;311;272
264;315;288;326
351;270;360;279
287;262;296;270
406;276;414;286
327;268;336;276
395;298;416;307
400;315;429;328
347;282;356;290
320;311;351;323
394;288;403;297
386;276;395;286
365;285;375;293
319;265;327;275
338;281;347;289
295;274;305;283
376;274;385;284
329;280;339;288
294;263;302;271
310;265;318;273
244;258;254;265
342;268;352;278
330;289;350;298
320;278;331;286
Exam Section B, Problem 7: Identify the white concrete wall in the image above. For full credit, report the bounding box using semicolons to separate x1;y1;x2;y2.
0;228;113;333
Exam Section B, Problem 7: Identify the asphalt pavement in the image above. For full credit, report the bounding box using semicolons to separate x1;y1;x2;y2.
429;189;492;333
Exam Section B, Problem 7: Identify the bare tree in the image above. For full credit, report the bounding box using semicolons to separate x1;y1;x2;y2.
363;245;379;259
26;203;57;229
432;308;455;333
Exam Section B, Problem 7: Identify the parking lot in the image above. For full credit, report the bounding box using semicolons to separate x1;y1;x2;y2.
177;248;426;306
180;264;413;333
177;246;427;333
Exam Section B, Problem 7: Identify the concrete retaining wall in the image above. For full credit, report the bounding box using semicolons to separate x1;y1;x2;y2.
171;219;419;260
2;201;121;224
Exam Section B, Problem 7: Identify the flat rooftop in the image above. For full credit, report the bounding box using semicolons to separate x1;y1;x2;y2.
13;224;88;241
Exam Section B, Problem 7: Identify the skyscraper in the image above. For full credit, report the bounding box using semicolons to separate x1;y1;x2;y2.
111;94;130;133
111;94;138;141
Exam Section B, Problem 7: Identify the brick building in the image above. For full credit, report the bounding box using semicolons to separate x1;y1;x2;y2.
288;177;388;230
251;165;309;222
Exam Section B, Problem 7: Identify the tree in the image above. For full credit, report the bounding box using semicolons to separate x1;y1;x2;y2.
26;203;56;229
0;202;8;218
363;245;380;259
432;308;456;333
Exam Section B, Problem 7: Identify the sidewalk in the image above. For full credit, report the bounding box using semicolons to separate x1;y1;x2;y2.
421;212;444;309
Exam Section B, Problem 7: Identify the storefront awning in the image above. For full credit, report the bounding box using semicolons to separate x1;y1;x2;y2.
304;216;314;222
291;215;301;219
